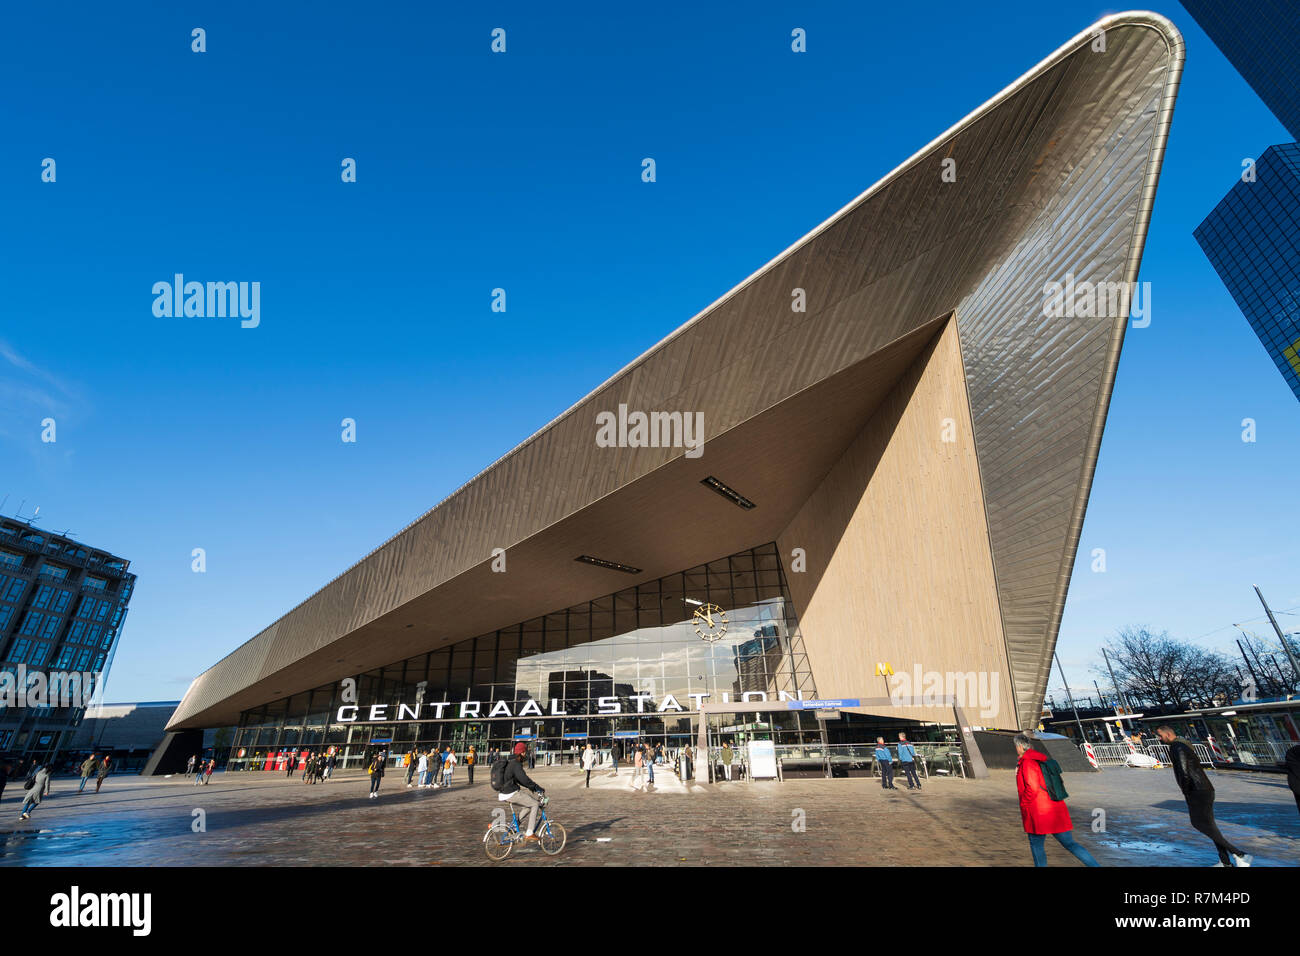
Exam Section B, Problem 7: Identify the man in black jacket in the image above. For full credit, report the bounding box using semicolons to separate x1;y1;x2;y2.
1286;744;1300;817
1156;726;1251;867
498;742;546;843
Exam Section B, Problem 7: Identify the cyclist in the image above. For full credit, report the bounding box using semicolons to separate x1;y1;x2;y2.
494;742;546;844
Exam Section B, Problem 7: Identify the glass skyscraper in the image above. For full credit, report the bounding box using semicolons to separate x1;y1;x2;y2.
1185;1;1300;402
1180;0;1300;140
0;518;136;763
1195;144;1300;402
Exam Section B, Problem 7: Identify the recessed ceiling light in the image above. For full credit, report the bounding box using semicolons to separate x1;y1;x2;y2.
575;555;642;574
701;475;756;509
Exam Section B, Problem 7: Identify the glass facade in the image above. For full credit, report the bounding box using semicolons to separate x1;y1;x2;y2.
1180;0;1300;140
1195;143;1300;403
231;543;848;769
0;519;135;764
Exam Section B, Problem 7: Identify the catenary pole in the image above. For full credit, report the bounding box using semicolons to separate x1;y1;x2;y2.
1100;647;1134;727
1054;653;1088;741
1254;585;1300;690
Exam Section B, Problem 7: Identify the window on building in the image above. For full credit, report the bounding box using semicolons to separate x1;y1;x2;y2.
0;605;13;631
53;590;71;613
7;638;31;662
68;620;86;643
74;649;92;670
92;654;105;671
54;646;74;669
19;611;44;636
41;616;61;640
28;643;50;666
33;585;53;609
95;600;109;621
4;579;25;603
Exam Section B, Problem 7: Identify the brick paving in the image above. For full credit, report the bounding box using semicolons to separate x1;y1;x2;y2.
1;763;1296;866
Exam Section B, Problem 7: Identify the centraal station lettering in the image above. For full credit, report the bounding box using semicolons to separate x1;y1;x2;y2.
339;690;808;724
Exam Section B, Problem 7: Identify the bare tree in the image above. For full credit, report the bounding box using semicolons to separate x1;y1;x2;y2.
1097;626;1236;709
1235;630;1299;696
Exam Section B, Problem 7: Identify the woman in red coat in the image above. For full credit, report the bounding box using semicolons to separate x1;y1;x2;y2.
1015;735;1100;867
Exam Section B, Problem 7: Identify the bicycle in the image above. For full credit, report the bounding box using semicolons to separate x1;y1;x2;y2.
483;792;567;860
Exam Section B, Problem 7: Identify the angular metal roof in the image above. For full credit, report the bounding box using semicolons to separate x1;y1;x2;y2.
169;12;1183;733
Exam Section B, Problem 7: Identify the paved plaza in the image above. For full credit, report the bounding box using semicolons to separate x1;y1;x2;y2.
1;763;1297;867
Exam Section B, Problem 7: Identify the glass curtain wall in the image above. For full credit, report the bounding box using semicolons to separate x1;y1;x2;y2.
229;543;824;769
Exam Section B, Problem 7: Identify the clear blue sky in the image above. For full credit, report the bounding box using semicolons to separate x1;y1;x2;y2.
1;2;1296;708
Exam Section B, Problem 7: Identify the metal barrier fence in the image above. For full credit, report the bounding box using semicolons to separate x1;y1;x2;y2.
1210;739;1291;766
1082;741;1215;767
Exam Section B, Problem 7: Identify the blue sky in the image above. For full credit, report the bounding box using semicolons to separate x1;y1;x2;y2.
1;2;1296;708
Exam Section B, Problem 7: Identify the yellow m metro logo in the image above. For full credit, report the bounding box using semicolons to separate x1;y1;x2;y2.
874;662;894;676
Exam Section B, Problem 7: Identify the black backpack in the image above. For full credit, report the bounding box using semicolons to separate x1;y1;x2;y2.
490;756;509;792
23;771;37;790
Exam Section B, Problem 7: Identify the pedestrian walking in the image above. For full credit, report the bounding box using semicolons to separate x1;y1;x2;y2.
442;748;458;787
645;744;655;787
1285;744;1300;817
367;751;385;799
720;742;734;781
466;746;477;786
873;738;896;790
1014;734;1100;867
324;752;336;780
610;740;621;775
403;750;416;787
78;754;99;793
301;750;312;782
203;758;215;784
285;752;295;778
630;744;647;791
18;765;53;821
527;745;536;770
417;750;430;788
94;755;112;793
1156;726;1252;866
186;755;196;776
582;743;596;788
897;733;921;790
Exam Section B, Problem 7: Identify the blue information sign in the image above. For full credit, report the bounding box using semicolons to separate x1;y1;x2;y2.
562;732;588;739
613;730;639;738
512;734;536;740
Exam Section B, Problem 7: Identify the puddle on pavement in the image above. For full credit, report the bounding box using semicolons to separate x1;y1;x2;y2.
1095;840;1178;854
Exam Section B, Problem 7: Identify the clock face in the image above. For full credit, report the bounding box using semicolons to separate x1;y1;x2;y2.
692;603;728;643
